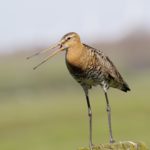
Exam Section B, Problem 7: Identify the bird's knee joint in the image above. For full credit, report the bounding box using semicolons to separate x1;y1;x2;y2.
88;109;92;117
106;106;111;112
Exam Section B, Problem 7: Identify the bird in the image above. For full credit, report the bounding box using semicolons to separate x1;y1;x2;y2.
27;32;130;150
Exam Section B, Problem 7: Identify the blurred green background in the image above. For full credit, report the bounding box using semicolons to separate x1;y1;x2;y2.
0;0;150;150
0;48;149;150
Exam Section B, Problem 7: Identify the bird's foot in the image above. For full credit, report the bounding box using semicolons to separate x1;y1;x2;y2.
89;143;95;150
110;139;116;144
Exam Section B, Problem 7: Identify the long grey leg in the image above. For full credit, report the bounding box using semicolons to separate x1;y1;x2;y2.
83;87;93;149
104;91;115;143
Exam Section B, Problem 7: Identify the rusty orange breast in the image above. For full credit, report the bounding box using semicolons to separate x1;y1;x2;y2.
66;43;90;71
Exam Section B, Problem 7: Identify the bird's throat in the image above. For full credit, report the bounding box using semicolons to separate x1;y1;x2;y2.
66;43;86;69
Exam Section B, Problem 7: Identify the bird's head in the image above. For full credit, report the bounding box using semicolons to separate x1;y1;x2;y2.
27;32;81;70
60;32;81;48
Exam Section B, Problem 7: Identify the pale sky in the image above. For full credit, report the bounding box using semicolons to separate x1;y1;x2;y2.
0;0;150;52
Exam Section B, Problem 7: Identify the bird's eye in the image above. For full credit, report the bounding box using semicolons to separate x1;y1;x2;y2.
67;37;71;40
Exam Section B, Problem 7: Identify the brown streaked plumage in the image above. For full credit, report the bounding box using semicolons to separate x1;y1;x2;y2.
27;32;130;150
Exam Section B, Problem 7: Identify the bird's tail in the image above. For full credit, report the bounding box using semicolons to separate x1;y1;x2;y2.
121;82;131;92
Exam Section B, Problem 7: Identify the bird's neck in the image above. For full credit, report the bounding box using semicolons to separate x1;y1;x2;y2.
66;43;85;68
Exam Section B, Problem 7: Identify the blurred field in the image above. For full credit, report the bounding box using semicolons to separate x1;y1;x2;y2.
0;53;149;150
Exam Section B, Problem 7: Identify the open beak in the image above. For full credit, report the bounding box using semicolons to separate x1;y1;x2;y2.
27;42;67;70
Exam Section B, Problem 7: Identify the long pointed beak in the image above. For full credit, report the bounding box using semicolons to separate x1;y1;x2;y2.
33;45;67;70
26;42;60;59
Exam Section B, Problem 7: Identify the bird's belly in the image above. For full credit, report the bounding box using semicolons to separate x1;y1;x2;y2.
72;73;99;88
66;62;102;87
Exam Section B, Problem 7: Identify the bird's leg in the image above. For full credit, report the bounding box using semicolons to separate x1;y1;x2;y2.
83;88;93;150
104;92;115;143
86;94;93;149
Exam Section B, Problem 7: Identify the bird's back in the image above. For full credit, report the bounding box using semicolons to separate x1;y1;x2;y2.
66;43;130;92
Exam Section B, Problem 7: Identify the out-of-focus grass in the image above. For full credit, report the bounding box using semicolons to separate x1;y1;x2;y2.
0;54;149;150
